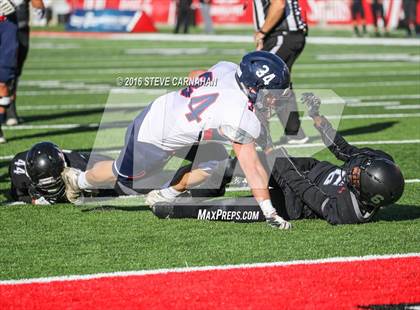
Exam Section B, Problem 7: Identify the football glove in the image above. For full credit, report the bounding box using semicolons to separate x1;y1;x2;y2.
0;0;16;16
301;92;321;118
34;8;45;19
266;214;292;230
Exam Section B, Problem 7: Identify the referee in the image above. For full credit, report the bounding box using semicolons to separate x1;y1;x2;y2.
253;0;308;144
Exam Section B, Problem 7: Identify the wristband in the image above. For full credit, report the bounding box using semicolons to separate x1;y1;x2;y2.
259;29;267;35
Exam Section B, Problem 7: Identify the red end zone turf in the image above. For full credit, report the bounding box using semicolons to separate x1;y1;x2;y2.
1;256;419;309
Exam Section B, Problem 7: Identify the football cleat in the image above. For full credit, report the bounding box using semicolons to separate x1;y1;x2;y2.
145;189;178;207
151;203;175;219
6;118;18;126
61;167;82;204
266;215;292;230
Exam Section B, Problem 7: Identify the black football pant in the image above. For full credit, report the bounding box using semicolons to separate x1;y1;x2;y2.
263;32;306;138
174;1;192;34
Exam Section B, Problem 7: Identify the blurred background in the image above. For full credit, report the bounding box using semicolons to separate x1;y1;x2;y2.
30;0;420;37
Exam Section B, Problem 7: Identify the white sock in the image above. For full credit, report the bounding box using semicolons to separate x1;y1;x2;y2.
258;199;277;218
160;186;183;199
77;171;93;190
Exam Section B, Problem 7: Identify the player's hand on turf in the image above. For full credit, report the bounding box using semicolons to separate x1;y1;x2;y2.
301;92;321;118
266;214;292;230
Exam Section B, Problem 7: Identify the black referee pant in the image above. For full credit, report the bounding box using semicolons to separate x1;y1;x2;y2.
262;31;306;139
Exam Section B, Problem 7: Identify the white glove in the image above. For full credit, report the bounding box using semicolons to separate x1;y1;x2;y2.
0;0;16;16
34;8;45;19
33;197;51;205
266;214;292;230
259;199;292;230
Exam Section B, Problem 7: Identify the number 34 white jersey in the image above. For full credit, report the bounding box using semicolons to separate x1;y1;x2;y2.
137;61;261;151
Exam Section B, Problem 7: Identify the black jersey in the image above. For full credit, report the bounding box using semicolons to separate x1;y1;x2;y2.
253;0;307;34
9;150;105;204
271;118;395;225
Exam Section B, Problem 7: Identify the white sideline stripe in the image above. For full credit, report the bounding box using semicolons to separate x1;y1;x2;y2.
1;140;420;161
1;253;418;285
74;33;420;47
385;104;420;110
227;178;420;192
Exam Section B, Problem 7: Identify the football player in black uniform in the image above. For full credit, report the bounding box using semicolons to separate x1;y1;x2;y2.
152;93;405;225
8;142;117;204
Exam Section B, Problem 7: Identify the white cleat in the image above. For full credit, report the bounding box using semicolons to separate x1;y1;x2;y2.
6;118;18;126
0;135;6;144
146;189;177;207
61;167;82;204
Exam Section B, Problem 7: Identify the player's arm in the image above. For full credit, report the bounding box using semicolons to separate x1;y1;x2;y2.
233;142;291;230
302;93;360;161
188;70;206;79
255;0;286;50
30;0;44;9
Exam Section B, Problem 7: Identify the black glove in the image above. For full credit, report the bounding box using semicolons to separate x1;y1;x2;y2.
301;92;321;118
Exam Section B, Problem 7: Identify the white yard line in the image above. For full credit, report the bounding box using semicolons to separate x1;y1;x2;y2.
2;113;420;130
226;178;420;192
16;81;420;96
0;252;418;285
347;101;401;107
316;53;420;62
385;104;420;110
1;139;420;161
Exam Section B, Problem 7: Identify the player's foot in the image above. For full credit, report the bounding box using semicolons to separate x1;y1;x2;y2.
146;189;178;207
61;167;82;203
6;117;18;126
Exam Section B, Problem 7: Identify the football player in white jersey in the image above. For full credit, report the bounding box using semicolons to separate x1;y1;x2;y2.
62;51;292;230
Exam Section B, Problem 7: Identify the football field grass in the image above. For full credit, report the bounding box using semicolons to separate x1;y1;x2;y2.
0;33;419;281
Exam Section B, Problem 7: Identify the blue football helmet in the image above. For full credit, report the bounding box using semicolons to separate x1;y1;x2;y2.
236;51;290;106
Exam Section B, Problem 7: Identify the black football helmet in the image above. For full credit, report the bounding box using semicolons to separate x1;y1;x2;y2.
25;142;67;201
347;157;404;208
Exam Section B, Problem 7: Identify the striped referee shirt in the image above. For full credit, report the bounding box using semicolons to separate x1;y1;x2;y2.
253;0;307;34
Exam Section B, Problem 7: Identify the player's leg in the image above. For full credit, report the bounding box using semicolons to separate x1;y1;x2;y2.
371;4;379;36
0;18;18;143
351;3;360;36
6;26;29;125
264;33;307;143
147;143;230;204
